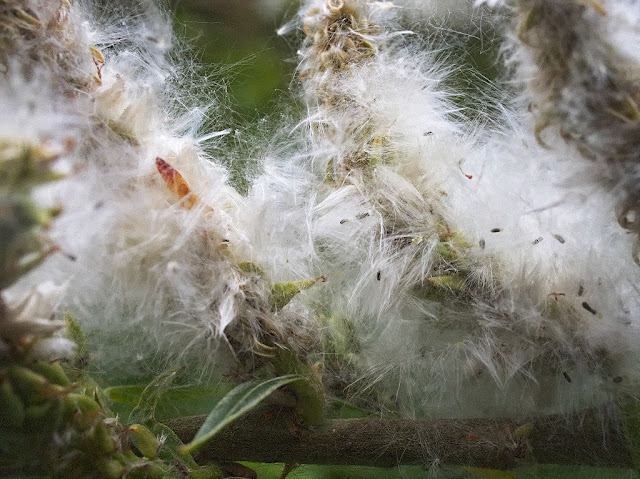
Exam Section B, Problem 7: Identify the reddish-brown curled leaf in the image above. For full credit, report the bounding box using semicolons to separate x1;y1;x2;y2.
155;157;198;209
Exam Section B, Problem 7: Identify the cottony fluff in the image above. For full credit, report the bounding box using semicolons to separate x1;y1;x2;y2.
5;0;640;422
2;0;311;382
248;0;640;418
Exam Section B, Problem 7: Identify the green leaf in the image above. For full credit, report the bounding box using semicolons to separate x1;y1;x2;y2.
64;313;89;370
146;420;201;470
327;398;376;419
107;384;233;420
619;392;640;471
128;369;178;425
463;467;517;479
122;370;206;471
270;278;319;310
181;375;304;455
105;385;145;405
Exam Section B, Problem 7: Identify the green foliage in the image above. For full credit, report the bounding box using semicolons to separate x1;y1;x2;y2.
181;375;304;454
270;278;320;310
64;313;90;370
174;5;293;118
127;368;179;424
107;383;233;420
241;463;639;479
125;369;223;476
619;393;640;471
0;358;178;478
0;138;63;289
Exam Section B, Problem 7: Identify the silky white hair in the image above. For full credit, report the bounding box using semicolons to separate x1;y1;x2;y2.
5;0;640;419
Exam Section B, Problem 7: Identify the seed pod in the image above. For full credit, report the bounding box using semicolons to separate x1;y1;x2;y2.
155;157;200;209
426;275;467;291
513;422;533;442
31;360;70;387
24;397;63;434
66;393;101;432
190;464;224;479
0;378;25;429
101;458;125;479
62;394;80;421
7;365;63;404
126;461;169;479
91;420;115;454
128;424;159;459
66;392;101;414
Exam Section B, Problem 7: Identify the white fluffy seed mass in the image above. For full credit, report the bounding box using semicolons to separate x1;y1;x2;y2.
250;0;640;417
2;0;299;381
4;0;640;420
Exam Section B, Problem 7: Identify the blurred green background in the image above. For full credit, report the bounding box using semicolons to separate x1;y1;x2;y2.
172;0;502;123
174;0;300;121
171;0;502;193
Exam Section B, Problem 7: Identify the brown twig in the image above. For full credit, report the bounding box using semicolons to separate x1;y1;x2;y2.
163;407;633;470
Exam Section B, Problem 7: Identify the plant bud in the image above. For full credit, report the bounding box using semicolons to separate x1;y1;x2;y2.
24;397;63;434
0;379;25;429
91;420;115;454
128;424;159;459
31;361;70;387
7;366;63;404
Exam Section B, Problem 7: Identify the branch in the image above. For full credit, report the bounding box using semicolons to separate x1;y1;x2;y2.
163;407;633;470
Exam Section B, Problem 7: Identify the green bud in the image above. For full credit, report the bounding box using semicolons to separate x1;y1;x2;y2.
91;420;115;454
31;360;70;387
126;461;169;479
66;392;101;414
101;458;125;479
190;464;224;479
129;424;159;459
8;365;64;404
24;397;63;433
0;378;25;429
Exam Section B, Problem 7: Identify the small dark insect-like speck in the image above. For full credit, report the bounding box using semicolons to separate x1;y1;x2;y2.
582;302;597;315
491;228;502;233
376;270;381;281
562;371;572;383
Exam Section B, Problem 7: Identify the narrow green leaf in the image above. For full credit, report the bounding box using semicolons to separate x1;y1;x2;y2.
181;375;304;455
